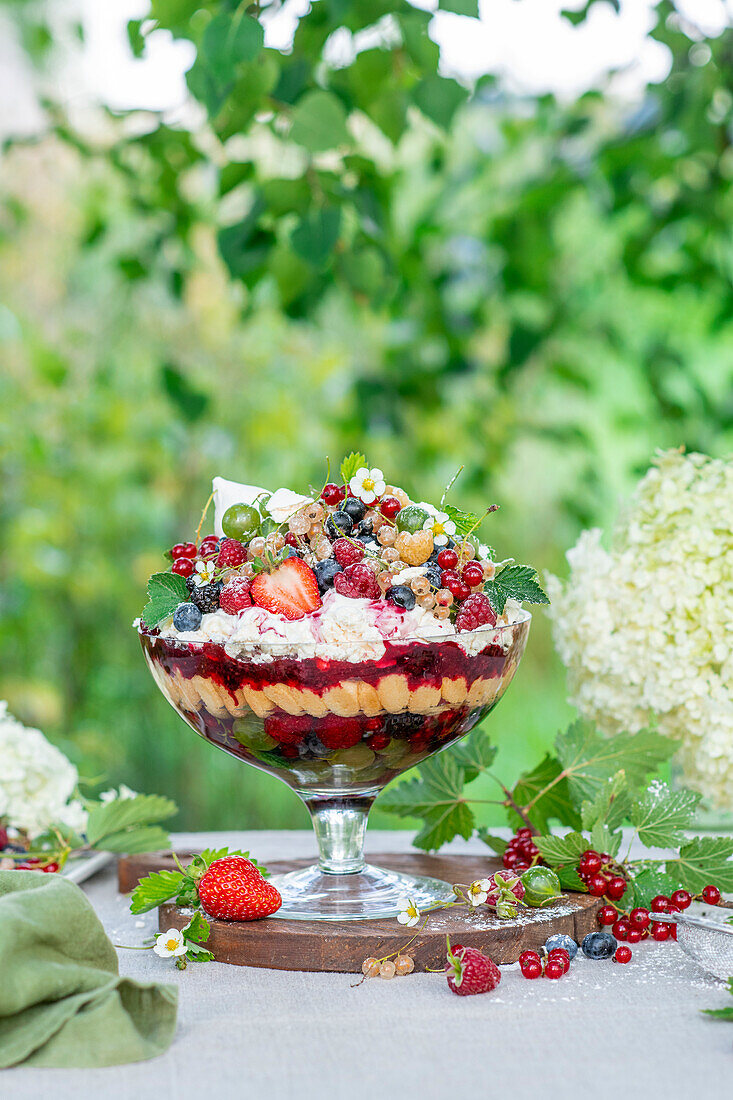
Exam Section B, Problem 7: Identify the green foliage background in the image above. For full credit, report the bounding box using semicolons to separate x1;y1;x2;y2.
0;0;731;831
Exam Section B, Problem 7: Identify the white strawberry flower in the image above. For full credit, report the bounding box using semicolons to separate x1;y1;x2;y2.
153;928;188;958
100;784;138;804
422;510;457;546
467;878;491;907
194;559;216;587
349;467;386;505
396;896;420;927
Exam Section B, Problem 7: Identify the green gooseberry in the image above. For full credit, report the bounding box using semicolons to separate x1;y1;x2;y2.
222;503;261;541
521;865;563;907
231;718;277;752
395;505;430;534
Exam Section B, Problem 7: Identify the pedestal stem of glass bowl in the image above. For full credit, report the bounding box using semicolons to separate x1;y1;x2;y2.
301;794;376;875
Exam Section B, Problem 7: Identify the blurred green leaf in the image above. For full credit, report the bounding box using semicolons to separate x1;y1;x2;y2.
289;90;350;152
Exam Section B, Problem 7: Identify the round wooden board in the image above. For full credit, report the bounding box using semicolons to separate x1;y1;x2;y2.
119;851;603;973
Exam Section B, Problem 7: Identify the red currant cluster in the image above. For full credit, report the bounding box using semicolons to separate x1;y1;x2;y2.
502;827;540;873
11;857;60;873
598;883;721;944
577;848;627;899
519;947;571;980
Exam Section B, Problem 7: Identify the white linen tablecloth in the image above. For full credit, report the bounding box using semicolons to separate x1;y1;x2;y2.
3;831;731;1099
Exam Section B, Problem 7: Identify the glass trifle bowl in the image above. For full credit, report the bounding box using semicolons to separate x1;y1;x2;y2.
139;611;530;921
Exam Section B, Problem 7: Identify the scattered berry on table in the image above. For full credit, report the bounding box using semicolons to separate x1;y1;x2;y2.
629;907;650;930
612;918;631;941
455;593;497;632
197;856;282;921
626;928;643;944
362;957;380;978
544;960;564;980
394;955;415;976
251;559;322;620
598;905;618;926
219;576;254;615
547;948;571;974
445;941;501;996
43;862;60;873
216;538;248;568
701;884;721;905
190;582;222;614
521;960;543;979
314;558;342;593
172;557;195;578
379;961;396;979
519;950;541;968
333;538;365;568
614;945;632;964
651;921;670;941
173;601;203;632
544;933;578;960
385;584;417;611
581;931;617;959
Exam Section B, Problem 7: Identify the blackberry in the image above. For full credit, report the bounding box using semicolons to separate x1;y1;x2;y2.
342;497;366;524
314;559;342;593
386;713;424;737
190;582;222;614
325;510;353;540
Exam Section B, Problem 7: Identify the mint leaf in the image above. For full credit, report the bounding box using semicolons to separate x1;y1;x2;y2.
512;754;581;833
631;784;701;848
340;452;367;485
141;572;189;627
476;830;508;856
666;836;733;893
86;793;177;847
449;730;496;782
536;830;589;867
554;722;677;806
129;869;185;914
484;564;549;615
443;505;482;539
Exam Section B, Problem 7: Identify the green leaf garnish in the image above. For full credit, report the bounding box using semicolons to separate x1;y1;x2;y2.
484;564;549;615
128;847;269;914
141;572;189;627
630;783;701;848
86;793;178;849
665;836;733;893
554;722;677;806
340;452;367;486
443;505;482;539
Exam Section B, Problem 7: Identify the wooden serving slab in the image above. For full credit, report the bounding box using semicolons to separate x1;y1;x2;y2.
119;851;603;973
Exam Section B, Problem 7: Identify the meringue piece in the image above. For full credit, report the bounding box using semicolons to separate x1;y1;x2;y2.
265;487;314;523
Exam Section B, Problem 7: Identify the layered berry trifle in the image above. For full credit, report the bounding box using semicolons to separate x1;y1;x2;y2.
138;456;546;918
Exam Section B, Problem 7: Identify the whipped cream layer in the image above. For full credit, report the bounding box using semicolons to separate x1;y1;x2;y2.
160;590;525;662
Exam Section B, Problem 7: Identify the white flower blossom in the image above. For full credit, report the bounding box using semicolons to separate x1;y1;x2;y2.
99;785;138;804
546;450;733;809
153;928;188;958
422;510;457;546
467;878;491;907
349;467;386;505
396;896;420;926
194;558;217;586
0;701;87;837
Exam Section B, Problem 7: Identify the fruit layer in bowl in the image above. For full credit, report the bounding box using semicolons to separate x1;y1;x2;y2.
137;456;546;790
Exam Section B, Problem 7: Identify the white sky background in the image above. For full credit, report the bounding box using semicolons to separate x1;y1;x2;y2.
1;0;732;137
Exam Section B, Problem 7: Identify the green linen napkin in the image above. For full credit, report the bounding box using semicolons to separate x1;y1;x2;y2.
0;869;178;1068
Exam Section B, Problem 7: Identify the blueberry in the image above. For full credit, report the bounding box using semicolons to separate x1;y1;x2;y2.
325;510;353;540
385;584;416;610
301;733;331;759
173;601;203;631
356;520;373;538
545;933;578;960
424;566;442;590
581;931;617;959
314;558;342;593
342;497;366;524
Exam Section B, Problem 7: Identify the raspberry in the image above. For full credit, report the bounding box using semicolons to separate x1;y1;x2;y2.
317;715;363;750
332;538;365;568
264;713;312;746
217;538;247;568
455;593;497;633
220;575;253;614
333;563;380;600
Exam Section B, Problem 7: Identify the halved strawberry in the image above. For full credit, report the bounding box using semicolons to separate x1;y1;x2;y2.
250;558;322;620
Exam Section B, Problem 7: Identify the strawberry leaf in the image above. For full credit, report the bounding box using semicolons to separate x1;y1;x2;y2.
443;504;482;539
484;564;549;615
141;572;189;627
340;452;367;485
129;869;185;914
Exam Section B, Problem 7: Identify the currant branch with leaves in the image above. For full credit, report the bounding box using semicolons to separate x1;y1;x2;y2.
377;720;733;903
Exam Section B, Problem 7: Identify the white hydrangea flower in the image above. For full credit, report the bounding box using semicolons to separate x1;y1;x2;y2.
546;450;733;809
0;701;88;837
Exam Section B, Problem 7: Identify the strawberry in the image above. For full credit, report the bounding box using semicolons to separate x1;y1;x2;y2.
445;937;501;996
250;558;322;620
198;856;282;921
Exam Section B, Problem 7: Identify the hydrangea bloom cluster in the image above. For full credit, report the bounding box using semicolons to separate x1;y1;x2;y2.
0;701;87;837
546;450;733;809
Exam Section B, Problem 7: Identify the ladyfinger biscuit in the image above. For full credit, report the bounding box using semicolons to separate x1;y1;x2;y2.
241;685;274;717
192;677;229;718
298;688;330;718
263;683;305;715
377;674;410;714
407;684;442;713
357;681;383;717
173;669;202;712
441;677;468;706
323;681;360;717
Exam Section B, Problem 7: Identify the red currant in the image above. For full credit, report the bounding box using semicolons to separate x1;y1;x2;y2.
284;532;300;547
366;733;390;751
461;562;484;587
321;483;345;506
544;961;564;980
669;923;678;940
199;536;219;555
172;558;194;578
519;950;541;966
437;548;458;570
670;889;692;910
521;961;543;979
599;853;612;865
172;542;197;559
614;945;632;964
629;907;650;930
650;895;670;913
43;861;60;873
605;876;627;901
516;827;533;839
626;928;642;944
587;874;607;897
579;850;602;875
702;884;721;905
651;921;670;941
612;918;631;941
548;949;570;974
453;581;471;602
598;905;618;926
379;497;402;520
